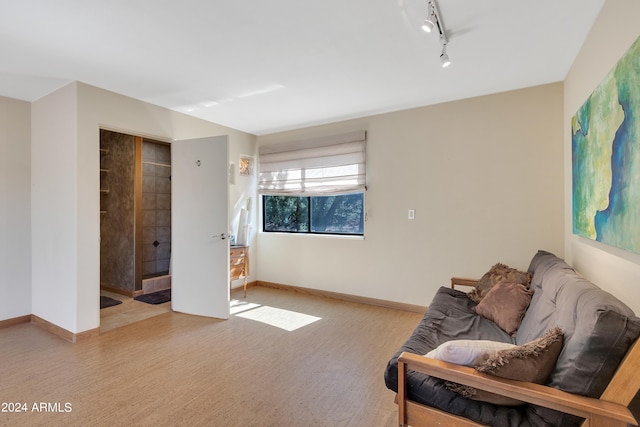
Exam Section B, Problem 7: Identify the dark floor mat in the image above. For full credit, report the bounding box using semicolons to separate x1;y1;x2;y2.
100;295;123;309
134;289;171;305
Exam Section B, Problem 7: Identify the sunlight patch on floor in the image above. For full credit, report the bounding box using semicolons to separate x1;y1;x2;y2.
230;299;321;331
230;299;261;315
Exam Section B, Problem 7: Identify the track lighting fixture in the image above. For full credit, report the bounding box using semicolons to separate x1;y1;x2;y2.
422;0;451;67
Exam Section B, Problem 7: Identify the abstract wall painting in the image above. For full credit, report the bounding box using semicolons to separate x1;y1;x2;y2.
572;35;640;254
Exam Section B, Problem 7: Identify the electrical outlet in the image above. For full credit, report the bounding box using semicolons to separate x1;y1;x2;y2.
408;209;415;220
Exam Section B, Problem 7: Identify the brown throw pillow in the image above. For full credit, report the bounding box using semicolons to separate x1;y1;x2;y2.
446;327;564;406
468;263;532;303
474;281;533;335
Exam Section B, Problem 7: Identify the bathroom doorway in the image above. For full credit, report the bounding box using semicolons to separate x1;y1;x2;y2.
99;129;172;331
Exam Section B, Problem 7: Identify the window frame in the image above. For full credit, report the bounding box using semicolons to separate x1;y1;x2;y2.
262;192;365;237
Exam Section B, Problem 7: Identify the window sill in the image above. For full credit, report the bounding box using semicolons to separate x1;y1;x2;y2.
259;231;365;241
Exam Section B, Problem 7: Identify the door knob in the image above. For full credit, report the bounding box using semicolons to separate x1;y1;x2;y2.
213;233;228;240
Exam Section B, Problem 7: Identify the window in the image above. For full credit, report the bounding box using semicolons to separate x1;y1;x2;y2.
263;193;364;235
258;130;367;236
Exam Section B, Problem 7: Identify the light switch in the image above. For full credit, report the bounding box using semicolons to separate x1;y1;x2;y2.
408;209;415;220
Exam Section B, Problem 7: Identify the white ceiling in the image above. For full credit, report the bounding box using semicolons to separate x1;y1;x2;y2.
1;1;604;135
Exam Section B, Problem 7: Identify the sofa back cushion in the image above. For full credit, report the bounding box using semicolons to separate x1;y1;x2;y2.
515;250;640;398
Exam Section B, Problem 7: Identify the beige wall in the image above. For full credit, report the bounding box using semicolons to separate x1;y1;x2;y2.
257;83;564;306
30;82;256;333
0;96;31;321
564;0;640;314
12;0;640;330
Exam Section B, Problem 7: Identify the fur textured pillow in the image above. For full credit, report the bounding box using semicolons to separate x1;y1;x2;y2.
446;327;564;406
474;281;534;335
468;263;532;303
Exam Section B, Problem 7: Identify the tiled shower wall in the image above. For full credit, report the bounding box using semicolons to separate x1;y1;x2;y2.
100;130;136;291
141;140;172;278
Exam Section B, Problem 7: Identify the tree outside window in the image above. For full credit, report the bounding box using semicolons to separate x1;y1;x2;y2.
263;193;364;235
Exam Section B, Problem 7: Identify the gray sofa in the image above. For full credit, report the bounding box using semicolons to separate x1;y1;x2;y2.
384;250;640;427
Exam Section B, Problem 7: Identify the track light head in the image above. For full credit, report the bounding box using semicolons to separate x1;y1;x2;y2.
440;53;451;67
440;45;451;68
422;1;435;33
421;19;435;33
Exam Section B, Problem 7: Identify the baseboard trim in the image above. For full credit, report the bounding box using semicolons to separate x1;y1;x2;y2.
231;280;258;294
30;315;100;343
255;281;426;313
101;284;144;297
10;281;421;341
0;315;31;330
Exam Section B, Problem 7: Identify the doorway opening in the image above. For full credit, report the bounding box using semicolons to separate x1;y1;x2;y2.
99;129;172;331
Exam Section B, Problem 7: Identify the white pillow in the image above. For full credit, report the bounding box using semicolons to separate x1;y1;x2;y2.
425;340;517;366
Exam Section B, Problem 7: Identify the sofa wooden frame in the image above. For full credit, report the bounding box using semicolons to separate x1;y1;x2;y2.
395;277;639;427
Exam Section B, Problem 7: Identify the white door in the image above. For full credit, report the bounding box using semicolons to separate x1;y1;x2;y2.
171;136;229;319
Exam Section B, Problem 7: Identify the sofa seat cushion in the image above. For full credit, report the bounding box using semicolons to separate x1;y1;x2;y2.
385;287;514;365
384;287;567;426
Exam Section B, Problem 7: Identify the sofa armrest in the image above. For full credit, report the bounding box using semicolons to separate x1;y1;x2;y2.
397;352;637;426
451;277;479;289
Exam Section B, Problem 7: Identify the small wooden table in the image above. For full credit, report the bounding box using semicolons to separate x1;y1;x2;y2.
230;245;249;297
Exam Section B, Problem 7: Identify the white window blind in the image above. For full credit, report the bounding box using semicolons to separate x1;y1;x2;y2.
258;130;366;196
